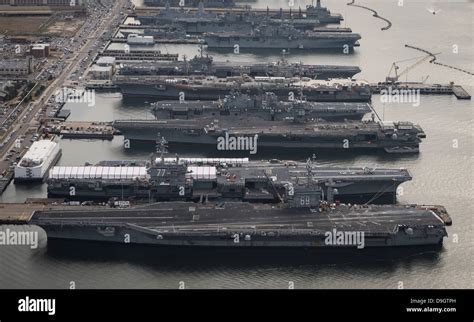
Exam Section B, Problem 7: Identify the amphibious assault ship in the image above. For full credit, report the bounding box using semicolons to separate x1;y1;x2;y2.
115;76;372;102
113;118;426;154
117;51;361;79
29;200;448;247
151;92;372;122
204;23;361;50
47;157;412;204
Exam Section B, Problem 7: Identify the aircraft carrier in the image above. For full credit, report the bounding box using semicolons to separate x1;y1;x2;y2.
204;23;361;50
152;92;372;122
137;0;344;30
117;52;362;79
115;76;372;102
113;117;425;154
28;201;448;247
137;8;334;33
138;0;343;24
46;157;412;204
143;0;238;8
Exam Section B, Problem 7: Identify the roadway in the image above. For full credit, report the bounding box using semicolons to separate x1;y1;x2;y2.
0;0;128;195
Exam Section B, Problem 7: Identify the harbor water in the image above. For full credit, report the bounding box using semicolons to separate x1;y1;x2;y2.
0;0;472;289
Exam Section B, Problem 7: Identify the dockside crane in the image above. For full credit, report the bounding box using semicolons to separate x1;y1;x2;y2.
385;52;439;83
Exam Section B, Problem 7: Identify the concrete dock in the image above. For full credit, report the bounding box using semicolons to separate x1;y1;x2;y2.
48;121;117;140
0;203;43;224
370;82;471;100
0;202;111;225
111;38;203;45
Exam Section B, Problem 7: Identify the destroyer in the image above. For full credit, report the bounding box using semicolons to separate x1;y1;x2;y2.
115;76;372;102
47;157;412;204
152;92;372;122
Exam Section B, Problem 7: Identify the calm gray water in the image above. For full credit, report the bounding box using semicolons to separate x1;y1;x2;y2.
0;0;473;289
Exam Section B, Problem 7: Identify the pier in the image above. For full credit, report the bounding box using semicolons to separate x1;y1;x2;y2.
111;38;204;45
347;0;392;31
0;202;106;225
0;172;14;196
0;203;40;224
48;121;117;140
370;82;471;100
102;49;178;62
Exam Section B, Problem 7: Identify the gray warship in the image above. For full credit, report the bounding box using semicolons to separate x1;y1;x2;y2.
28;200;449;247
47;156;412;204
117;50;361;79
115;76;372;102
138;9;327;33
204;23;361;50
143;0;238;8
248;1;344;24
151;92;372;121
140;0;344;24
137;1;342;29
113;117;426;154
